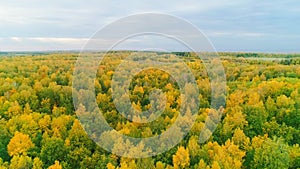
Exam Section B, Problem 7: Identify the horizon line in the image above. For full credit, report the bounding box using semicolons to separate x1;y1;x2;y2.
1;49;300;54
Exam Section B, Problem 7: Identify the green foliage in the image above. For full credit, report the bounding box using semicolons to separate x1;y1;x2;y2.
0;52;299;168
40;137;68;168
251;137;290;169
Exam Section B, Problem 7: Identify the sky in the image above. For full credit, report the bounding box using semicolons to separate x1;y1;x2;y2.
0;0;300;52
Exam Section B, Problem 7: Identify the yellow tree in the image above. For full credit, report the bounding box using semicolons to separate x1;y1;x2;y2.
119;159;137;169
155;161;165;169
173;146;190;169
7;101;22;117
232;128;250;150
198;159;208;169
0;158;9;169
33;157;43;169
207;140;245;169
187;136;200;166
48;161;62;169
7;132;34;156
211;161;221;169
9;155;33;169
187;136;200;157
38;115;51;132
106;162;115;169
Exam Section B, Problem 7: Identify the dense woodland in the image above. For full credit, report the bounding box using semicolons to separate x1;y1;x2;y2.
0;52;299;169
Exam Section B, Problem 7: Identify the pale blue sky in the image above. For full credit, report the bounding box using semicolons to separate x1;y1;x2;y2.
0;0;299;52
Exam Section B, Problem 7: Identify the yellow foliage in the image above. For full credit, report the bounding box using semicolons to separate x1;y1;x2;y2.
38;115;51;131
232;128;250;150
198;159;207;169
173;146;190;169
251;134;268;149
23;103;32;114
107;162;115;169
7;132;34;156
206;140;245;169
7;101;22;117
222;111;247;135
155;161;164;169
211;161;221;169
133;86;144;94
187;136;200;157
48;161;62;169
247;92;261;105
33;157;43;169
119;160;137;169
9;155;32;169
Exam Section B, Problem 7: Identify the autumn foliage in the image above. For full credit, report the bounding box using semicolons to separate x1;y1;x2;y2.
0;52;299;168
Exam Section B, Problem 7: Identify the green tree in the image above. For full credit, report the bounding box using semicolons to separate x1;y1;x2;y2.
40;137;68;167
251;137;290;169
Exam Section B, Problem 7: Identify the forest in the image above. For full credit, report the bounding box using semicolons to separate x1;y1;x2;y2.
0;52;299;169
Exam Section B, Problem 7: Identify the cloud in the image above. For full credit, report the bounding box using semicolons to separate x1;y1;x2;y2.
28;37;89;44
206;31;266;38
1;37;89;51
0;0;299;51
1;36;146;51
10;37;23;42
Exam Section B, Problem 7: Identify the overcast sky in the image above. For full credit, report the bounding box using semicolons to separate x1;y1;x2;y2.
0;0;299;52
